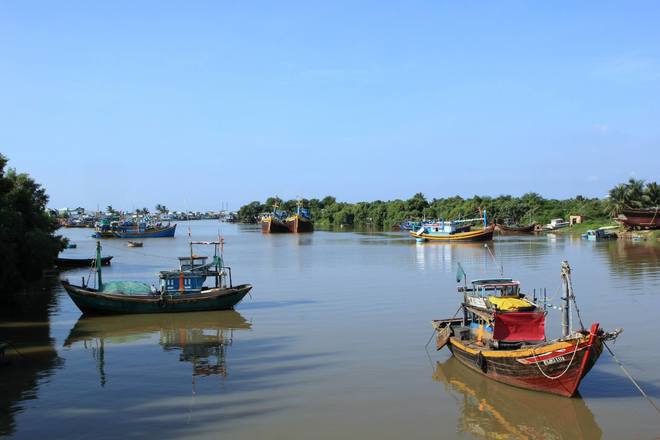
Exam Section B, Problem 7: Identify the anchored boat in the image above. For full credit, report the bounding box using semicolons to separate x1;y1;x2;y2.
62;240;251;314
495;222;537;234
617;207;660;230
93;218;177;238
56;256;113;269
432;262;620;397
411;210;494;242
260;205;290;233
285;202;314;233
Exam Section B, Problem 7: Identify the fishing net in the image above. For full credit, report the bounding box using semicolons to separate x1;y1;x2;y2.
101;281;152;295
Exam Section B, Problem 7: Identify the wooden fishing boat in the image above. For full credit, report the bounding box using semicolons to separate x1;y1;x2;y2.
285;202;314;233
261;212;289;233
56;256;113;269
411;211;494;242
431;262;620;397
61;241;251;314
127;241;143;247
618;207;660;230
495;222;537;233
93;220;177;238
114;223;176;238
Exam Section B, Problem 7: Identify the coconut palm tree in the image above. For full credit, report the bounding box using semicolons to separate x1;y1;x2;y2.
643;182;660;207
624;178;645;208
608;184;629;215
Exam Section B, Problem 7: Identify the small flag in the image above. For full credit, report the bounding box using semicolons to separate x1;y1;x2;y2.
456;263;467;283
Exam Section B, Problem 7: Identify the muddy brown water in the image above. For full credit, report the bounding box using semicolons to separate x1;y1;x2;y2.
1;222;659;439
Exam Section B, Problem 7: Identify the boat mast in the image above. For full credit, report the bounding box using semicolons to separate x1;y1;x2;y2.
95;241;103;290
560;261;573;337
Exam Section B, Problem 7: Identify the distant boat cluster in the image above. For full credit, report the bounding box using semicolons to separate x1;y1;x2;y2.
56;208;238;228
260;202;314;234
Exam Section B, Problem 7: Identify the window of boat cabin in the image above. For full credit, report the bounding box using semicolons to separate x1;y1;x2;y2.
470;280;520;298
179;256;208;271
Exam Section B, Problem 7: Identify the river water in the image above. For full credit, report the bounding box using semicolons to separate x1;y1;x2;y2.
1;222;659;439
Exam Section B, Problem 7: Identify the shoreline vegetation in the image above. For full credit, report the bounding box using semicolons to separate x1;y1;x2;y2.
0;154;66;292
1;149;659;292
237;180;659;234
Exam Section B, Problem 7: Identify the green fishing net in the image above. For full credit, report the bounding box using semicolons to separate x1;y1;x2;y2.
101;281;152;295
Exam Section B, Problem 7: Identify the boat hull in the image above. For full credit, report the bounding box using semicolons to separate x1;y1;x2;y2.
411;225;495;242
62;280;252;314
285;215;314;233
261;218;289;233
93;224;177;238
114;224;177;238
619;208;660;230
495;223;536;234
56;256;113;269
447;326;603;397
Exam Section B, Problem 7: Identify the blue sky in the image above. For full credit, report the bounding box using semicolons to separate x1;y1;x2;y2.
1;1;659;211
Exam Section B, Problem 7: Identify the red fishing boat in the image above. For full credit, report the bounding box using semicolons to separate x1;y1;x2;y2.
618;208;660;230
432;262;621;397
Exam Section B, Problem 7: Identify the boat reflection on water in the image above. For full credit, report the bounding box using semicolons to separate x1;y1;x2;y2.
432;357;602;439
63;311;251;384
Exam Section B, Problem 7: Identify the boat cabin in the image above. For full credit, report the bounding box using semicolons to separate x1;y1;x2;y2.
456;278;544;347
178;255;209;271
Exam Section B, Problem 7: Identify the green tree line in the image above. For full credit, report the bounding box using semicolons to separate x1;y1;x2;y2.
0;154;66;291
238;179;658;229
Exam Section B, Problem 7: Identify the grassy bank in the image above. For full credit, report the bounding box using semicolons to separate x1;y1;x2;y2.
551;220;620;235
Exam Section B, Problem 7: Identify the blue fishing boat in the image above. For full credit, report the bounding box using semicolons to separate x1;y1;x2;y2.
62;240;251;314
93;218;176;238
581;228;617;241
411;210;495;242
114;223;176;238
399;220;423;231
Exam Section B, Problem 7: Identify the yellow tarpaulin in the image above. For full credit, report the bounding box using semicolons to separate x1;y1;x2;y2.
488;296;534;311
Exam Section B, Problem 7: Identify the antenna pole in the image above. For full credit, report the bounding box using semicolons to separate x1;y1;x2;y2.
560;261;572;337
484;244;503;276
95;241;103;290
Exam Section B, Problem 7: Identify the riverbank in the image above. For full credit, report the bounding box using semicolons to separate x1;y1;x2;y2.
548;220;660;242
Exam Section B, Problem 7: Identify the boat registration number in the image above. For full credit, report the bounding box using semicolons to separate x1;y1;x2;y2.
542;356;566;366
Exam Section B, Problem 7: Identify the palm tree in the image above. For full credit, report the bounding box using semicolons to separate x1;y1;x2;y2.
624;178;645;208
643;182;660;207
608;184;629;215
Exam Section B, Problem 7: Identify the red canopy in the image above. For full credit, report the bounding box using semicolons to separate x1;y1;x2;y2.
493;312;545;342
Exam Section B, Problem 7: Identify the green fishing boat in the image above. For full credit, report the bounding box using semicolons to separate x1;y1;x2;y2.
62;240;251;315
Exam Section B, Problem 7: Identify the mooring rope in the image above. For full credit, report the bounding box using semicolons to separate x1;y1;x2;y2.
603;341;660;414
0;339;26;359
425;305;462;349
530;337;581;380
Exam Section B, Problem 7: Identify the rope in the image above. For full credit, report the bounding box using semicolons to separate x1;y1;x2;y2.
571;295;586;332
425;329;438;349
0;340;26;360
603;341;660;414
425;305;462;349
530;336;581;380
